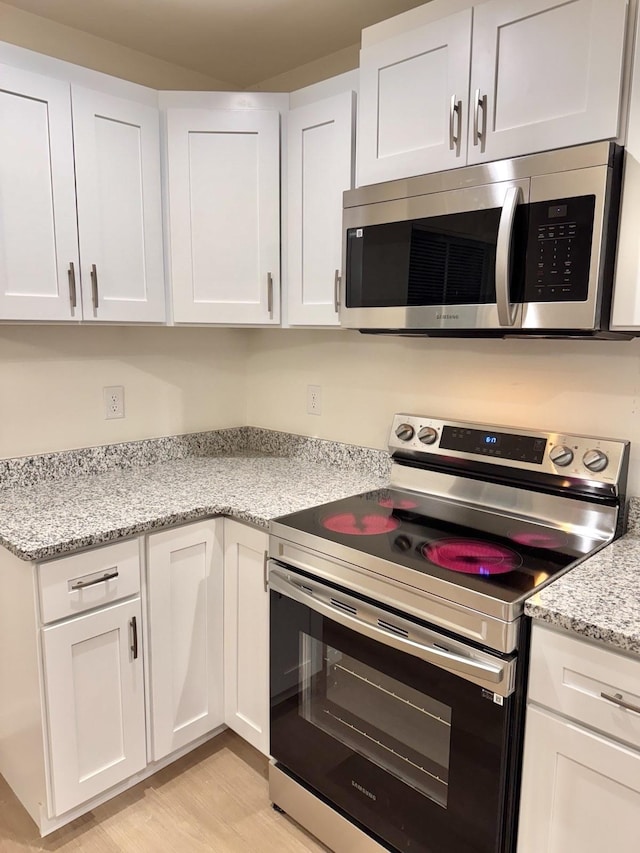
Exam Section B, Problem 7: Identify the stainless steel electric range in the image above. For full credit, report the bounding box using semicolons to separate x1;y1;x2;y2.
267;414;629;853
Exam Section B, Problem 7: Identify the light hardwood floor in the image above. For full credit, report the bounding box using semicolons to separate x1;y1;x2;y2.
0;731;329;852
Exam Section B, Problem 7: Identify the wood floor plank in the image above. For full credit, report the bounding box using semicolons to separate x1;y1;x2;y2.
0;731;329;853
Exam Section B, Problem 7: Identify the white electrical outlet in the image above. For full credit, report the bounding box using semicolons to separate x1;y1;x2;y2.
307;385;322;416
104;386;125;419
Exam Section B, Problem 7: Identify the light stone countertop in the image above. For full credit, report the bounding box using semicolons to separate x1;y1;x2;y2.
0;453;389;562
525;528;640;657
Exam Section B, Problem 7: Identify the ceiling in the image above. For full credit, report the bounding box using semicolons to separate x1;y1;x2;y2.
1;0;429;88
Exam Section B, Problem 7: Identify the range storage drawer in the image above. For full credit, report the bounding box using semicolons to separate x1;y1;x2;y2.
38;539;141;624
528;624;640;750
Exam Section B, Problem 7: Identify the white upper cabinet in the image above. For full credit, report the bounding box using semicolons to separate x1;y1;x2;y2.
166;108;281;325
358;0;628;184
72;87;165;323
358;10;472;185
287;91;356;326
0;65;79;321
0;63;165;323
468;0;628;165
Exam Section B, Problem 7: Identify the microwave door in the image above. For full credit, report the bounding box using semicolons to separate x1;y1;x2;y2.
341;178;529;332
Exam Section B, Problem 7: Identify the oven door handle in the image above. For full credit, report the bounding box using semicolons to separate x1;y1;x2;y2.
270;568;510;692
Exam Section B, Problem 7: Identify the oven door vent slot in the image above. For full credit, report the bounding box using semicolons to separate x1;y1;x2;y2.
329;598;357;615
295;581;314;594
377;619;409;639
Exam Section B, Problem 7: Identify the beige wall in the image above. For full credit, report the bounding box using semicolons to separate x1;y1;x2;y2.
0;327;248;458
245;330;640;493
0;1;235;90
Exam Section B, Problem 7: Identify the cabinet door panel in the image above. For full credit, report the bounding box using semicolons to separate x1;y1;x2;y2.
147;520;223;761
41;598;146;816
288;91;355;326
167;109;280;324
358;9;471;184
223;520;269;755
518;706;640;853
469;0;628;164
72;87;165;322
0;65;78;320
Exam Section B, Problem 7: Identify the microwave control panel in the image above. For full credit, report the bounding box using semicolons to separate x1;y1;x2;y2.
523;194;595;302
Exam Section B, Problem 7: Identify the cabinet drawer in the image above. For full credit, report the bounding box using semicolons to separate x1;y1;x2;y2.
528;624;640;750
38;539;141;624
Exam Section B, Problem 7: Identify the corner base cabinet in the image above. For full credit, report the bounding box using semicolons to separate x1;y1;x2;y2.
223;520;269;755
147;520;224;761
518;623;640;852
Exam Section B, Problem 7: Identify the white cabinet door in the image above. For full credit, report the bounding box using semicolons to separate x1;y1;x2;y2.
0;64;79;321
223;520;269;755
41;597;146;817
72;87;165;323
287;91;355;326
468;0;628;165
518;706;640;853
167;108;281;324
147;520;224;761
358;9;472;185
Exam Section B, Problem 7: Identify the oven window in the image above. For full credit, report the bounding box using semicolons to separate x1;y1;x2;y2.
300;633;452;807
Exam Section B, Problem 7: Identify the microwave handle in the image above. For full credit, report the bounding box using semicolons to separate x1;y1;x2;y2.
495;185;522;327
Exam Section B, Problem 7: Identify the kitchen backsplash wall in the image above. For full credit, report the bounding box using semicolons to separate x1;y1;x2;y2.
245;329;640;495
0;327;249;458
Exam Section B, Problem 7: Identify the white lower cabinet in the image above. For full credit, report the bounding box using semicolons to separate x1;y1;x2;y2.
518;706;640;853
223;520;270;755
146;520;224;760
41;597;147;816
518;623;640;853
0;516;270;834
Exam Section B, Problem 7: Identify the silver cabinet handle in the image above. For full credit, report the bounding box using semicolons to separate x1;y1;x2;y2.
90;263;99;309
601;691;640;715
267;272;274;318
130;616;138;660
68;262;77;310
263;549;269;592
70;570;119;591
495;185;522;327
449;95;462;152
473;89;486;147
334;269;341;313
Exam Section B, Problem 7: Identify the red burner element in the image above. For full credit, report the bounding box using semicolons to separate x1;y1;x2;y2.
322;512;400;536
423;539;522;575
510;531;564;549
378;497;419;510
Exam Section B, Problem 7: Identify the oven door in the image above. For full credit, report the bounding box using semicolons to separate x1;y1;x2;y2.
269;562;519;853
341;179;529;333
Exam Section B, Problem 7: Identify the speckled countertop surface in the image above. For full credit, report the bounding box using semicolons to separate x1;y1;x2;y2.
0;453;389;562
525;521;640;657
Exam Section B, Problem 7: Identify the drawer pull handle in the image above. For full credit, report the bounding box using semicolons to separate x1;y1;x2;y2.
70;570;119;591
130;616;138;660
600;691;640;715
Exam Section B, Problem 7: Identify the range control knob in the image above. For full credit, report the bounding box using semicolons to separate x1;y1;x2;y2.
583;449;609;473
395;423;415;442
549;445;574;467
418;426;438;445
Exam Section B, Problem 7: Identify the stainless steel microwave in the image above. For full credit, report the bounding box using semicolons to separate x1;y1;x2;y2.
341;142;626;338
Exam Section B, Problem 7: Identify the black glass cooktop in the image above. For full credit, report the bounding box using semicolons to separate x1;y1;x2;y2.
274;487;600;604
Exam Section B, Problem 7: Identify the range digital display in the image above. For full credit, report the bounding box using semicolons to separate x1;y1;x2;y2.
440;426;547;464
